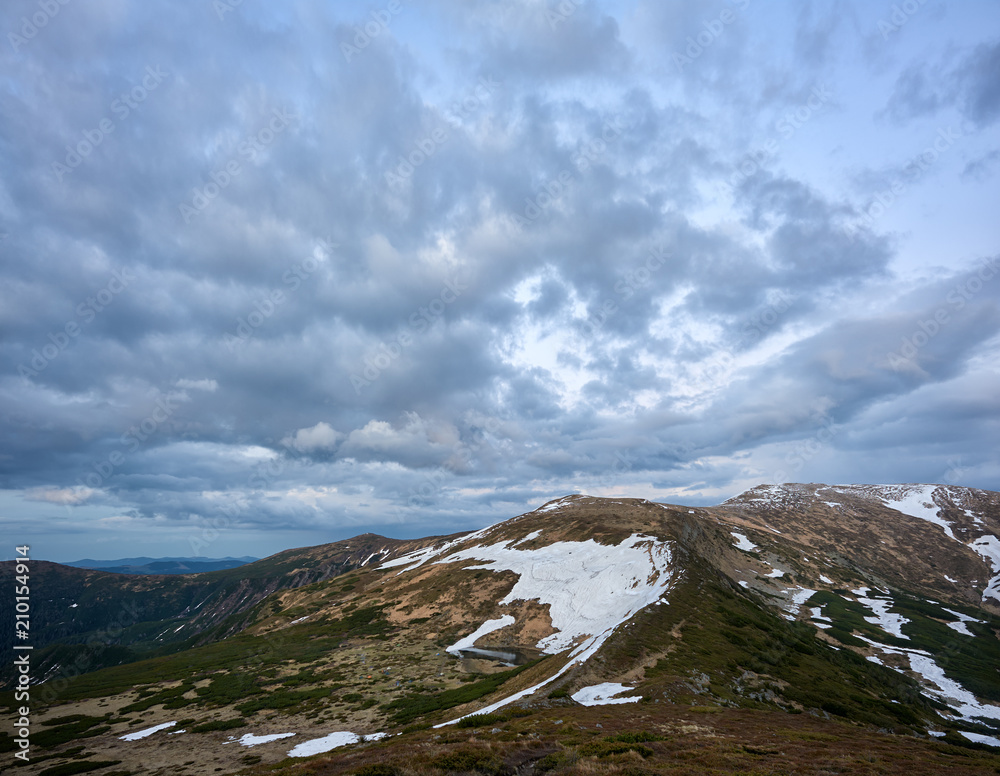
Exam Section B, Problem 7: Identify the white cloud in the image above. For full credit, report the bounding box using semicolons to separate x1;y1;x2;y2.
282;422;342;453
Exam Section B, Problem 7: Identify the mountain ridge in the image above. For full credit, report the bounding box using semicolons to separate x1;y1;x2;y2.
4;482;1000;775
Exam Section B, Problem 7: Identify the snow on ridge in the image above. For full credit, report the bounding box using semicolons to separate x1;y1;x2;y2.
379;525;495;574
430;534;676;727
436;534;675;654
446;615;516;654
571;683;640;706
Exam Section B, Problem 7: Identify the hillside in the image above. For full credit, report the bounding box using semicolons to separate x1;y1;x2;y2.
3;483;1000;775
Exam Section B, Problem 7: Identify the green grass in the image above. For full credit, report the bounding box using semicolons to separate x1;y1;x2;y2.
382;660;542;725
40;606;390;707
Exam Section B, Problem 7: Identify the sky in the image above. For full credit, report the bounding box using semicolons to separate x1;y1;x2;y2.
1;0;999;562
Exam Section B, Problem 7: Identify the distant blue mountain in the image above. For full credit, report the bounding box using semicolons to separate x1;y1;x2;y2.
63;556;259;575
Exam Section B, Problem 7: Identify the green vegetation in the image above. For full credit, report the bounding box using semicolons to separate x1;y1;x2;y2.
34;715;111;748
41;606;389;706
382;660;541;725
613;565;938;734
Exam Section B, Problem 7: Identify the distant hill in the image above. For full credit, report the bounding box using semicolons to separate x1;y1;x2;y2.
64;556;259;575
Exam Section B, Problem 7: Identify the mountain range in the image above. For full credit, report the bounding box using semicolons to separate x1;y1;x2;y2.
63;557;259;575
2;482;999;775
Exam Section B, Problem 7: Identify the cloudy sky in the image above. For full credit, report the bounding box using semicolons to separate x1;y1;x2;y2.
1;0;998;562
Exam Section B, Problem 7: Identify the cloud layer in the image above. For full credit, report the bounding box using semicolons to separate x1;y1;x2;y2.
1;0;998;560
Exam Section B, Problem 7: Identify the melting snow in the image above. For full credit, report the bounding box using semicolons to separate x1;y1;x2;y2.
942;608;982;637
810;607;832;623
944;575;958;583
446;616;515;654
120;721;177;740
970;535;1000;603
819;575;833;584
961;731;1000;747
738;581;749;588
234;732;295;747
730;532;758;552
432;534;675;726
435;534;675;654
514;530;543;546
855;594;909;639
288;731;386;758
766;569;785;579
289;616;309;625
571;683;640;706
536;497;574;513
857;636;1000;726
69;603;78;608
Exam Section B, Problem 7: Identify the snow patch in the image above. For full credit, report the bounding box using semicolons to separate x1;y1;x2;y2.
435;534;675;654
120;721;176;741
819;575;833;584
446;616;515;654
288;731;386;758
766;569;785;579
942;608;982;637
571;683;640;706
432;535;676;727
730;532;757;552
970;535;1000;603
236;732;295;747
856;594;909;639
961;731;1000;747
